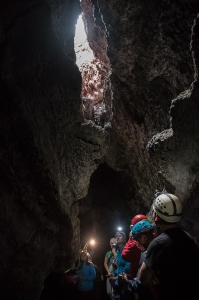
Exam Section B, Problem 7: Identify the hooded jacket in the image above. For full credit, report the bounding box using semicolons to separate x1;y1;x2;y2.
76;262;96;291
122;238;143;278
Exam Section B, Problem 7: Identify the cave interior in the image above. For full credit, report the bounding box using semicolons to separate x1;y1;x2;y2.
1;0;199;299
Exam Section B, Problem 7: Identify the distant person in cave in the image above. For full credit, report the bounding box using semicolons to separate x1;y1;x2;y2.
139;191;199;300
85;239;105;299
108;232;130;299
104;237;117;298
74;250;96;300
122;214;147;279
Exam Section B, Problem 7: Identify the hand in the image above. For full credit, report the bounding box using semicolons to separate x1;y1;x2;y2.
120;272;128;282
109;276;118;280
106;273;114;277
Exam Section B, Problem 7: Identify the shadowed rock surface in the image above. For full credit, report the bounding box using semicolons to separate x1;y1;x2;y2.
0;0;199;299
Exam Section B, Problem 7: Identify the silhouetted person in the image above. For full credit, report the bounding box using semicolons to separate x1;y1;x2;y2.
140;191;199;300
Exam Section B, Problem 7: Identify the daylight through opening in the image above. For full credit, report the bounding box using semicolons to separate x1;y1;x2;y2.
74;1;110;123
74;15;95;73
74;14;104;106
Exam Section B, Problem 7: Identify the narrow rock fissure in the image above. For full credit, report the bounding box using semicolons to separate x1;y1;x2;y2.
74;0;110;125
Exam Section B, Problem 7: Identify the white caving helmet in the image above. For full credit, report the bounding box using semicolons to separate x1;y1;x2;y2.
153;192;182;223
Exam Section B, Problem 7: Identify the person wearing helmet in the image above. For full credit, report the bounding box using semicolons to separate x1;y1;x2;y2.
139;192;199;300
131;214;148;228
114;232;131;277
122;214;147;279
109;232;130;299
121;220;155;300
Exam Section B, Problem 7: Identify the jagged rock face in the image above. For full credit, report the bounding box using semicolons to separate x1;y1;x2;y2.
90;0;199;209
83;0;199;247
1;0;199;299
0;1;108;299
148;15;199;235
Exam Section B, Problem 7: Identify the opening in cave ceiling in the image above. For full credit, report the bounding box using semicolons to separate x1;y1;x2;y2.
74;0;110;123
74;15;104;105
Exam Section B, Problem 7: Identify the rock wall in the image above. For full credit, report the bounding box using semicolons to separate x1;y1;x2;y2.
1;0;199;299
0;1;108;299
90;0;199;209
148;14;199;235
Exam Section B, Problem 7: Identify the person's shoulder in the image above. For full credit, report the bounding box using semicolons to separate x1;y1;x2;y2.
165;227;194;244
181;229;198;248
147;234;165;251
140;250;147;261
88;262;95;268
125;239;137;246
181;228;194;240
105;250;112;256
123;240;143;254
129;239;143;249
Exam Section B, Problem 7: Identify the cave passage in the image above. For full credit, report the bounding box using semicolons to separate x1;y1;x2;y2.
78;163;133;266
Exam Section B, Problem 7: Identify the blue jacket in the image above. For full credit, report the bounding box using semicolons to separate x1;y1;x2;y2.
76;262;96;291
115;245;130;276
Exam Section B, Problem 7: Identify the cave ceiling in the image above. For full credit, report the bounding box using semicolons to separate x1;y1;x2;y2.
0;0;199;299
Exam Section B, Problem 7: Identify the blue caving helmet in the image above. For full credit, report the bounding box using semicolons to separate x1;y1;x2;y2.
132;220;154;240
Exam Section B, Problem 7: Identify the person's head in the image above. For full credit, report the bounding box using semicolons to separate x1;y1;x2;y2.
78;251;92;269
110;237;116;248
130;214;147;229
80;251;92;263
115;231;126;246
132;220;154;249
153;192;182;224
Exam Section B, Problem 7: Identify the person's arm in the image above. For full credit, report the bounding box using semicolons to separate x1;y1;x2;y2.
122;261;131;274
128;278;141;293
112;247;117;260
122;238;134;261
139;262;154;285
104;256;110;275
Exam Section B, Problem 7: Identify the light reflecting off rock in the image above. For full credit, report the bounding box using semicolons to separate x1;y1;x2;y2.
74;15;95;73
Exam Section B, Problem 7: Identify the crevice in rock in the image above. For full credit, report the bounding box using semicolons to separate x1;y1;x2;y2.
74;0;110;125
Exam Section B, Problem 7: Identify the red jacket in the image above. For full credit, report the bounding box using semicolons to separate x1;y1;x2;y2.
122;238;143;278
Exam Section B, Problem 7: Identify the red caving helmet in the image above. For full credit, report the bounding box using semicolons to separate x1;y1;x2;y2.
131;214;147;227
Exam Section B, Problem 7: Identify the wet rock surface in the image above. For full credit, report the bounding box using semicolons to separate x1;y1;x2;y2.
0;0;199;299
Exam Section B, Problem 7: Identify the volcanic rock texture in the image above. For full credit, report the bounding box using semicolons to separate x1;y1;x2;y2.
0;0;199;299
